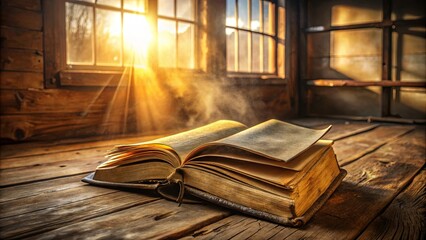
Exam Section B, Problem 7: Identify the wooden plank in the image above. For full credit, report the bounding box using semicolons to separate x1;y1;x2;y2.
0;184;116;218
0;189;158;239
0;6;42;30
181;128;425;239
0;88;120;114
307;79;426;88
1;0;41;11
0;27;43;50
181;215;294;240
0;112;125;141
0;145;106;170
357;170;426;240
0;174;85;203
333;125;414;166
0;158;102;187
0;48;43;72
0;71;44;89
323;123;378;141
0;133;166;160
32;199;230;240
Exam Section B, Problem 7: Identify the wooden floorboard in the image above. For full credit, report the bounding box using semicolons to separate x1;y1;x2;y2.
0;191;159;239
357;169;426;240
32;200;230;240
0;119;424;239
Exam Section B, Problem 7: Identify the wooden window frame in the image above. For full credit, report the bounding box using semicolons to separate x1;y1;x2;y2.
43;0;199;87
44;0;293;89
225;0;286;80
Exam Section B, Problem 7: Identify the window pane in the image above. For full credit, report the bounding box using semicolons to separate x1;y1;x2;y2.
251;0;261;31
177;0;194;20
226;0;236;27
66;3;94;65
177;22;194;68
252;33;262;72
158;0;175;17
278;6;285;40
263;36;275;73
238;0;249;29
239;31;250;72
97;0;121;8
158;19;176;67
278;42;285;77
263;1;275;35
124;0;146;12
226;28;236;71
124;13;150;68
96;9;122;66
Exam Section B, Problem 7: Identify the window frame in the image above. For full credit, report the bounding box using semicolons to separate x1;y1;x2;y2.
44;0;289;88
225;0;286;79
43;0;199;87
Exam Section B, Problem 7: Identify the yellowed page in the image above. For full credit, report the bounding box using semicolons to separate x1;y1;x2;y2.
183;164;293;197
105;120;247;167
188;140;332;171
190;119;331;162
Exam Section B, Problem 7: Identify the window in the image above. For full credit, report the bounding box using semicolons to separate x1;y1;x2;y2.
226;0;285;77
157;0;196;68
63;0;195;70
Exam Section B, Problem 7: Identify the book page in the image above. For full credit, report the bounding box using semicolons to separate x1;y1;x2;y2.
191;119;330;162
117;120;247;164
188;140;332;171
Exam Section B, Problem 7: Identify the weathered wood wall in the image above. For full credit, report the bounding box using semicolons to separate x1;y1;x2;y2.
0;0;294;142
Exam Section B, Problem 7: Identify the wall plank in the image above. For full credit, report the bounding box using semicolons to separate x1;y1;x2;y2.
1;0;41;12
1;48;43;72
0;88;123;114
1;27;43;50
0;6;42;30
0;113;127;141
0;72;43;89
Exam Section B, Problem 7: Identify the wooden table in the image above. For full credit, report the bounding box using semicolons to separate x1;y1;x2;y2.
1;118;424;239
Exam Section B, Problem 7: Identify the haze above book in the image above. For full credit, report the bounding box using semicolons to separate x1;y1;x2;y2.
83;119;346;227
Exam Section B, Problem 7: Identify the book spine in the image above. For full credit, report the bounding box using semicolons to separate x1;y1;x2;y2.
185;186;302;227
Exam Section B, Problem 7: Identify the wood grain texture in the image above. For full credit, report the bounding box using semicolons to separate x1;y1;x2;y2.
0;133;165;159
0;27;43;50
0;48;43;72
0;158;103;187
33;200;230;240
0;6;42;30
181;127;425;239
357;170;426;240
0;88;119;114
0;190;158;239
0;112;126;141
1;0;41;11
0;184;116;218
333;125;414;165
0;174;86;203
0;72;43;89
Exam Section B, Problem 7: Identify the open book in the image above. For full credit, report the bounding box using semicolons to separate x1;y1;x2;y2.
83;119;346;227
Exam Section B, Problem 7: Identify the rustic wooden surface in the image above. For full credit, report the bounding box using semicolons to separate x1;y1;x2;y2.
0;119;425;239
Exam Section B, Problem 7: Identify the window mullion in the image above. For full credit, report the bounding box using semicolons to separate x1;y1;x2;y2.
93;5;97;66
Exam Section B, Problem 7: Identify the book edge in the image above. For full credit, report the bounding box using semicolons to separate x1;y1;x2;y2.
185;169;347;227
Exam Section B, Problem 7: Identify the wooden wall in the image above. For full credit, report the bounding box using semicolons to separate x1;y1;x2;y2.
303;0;426;119
0;0;294;142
